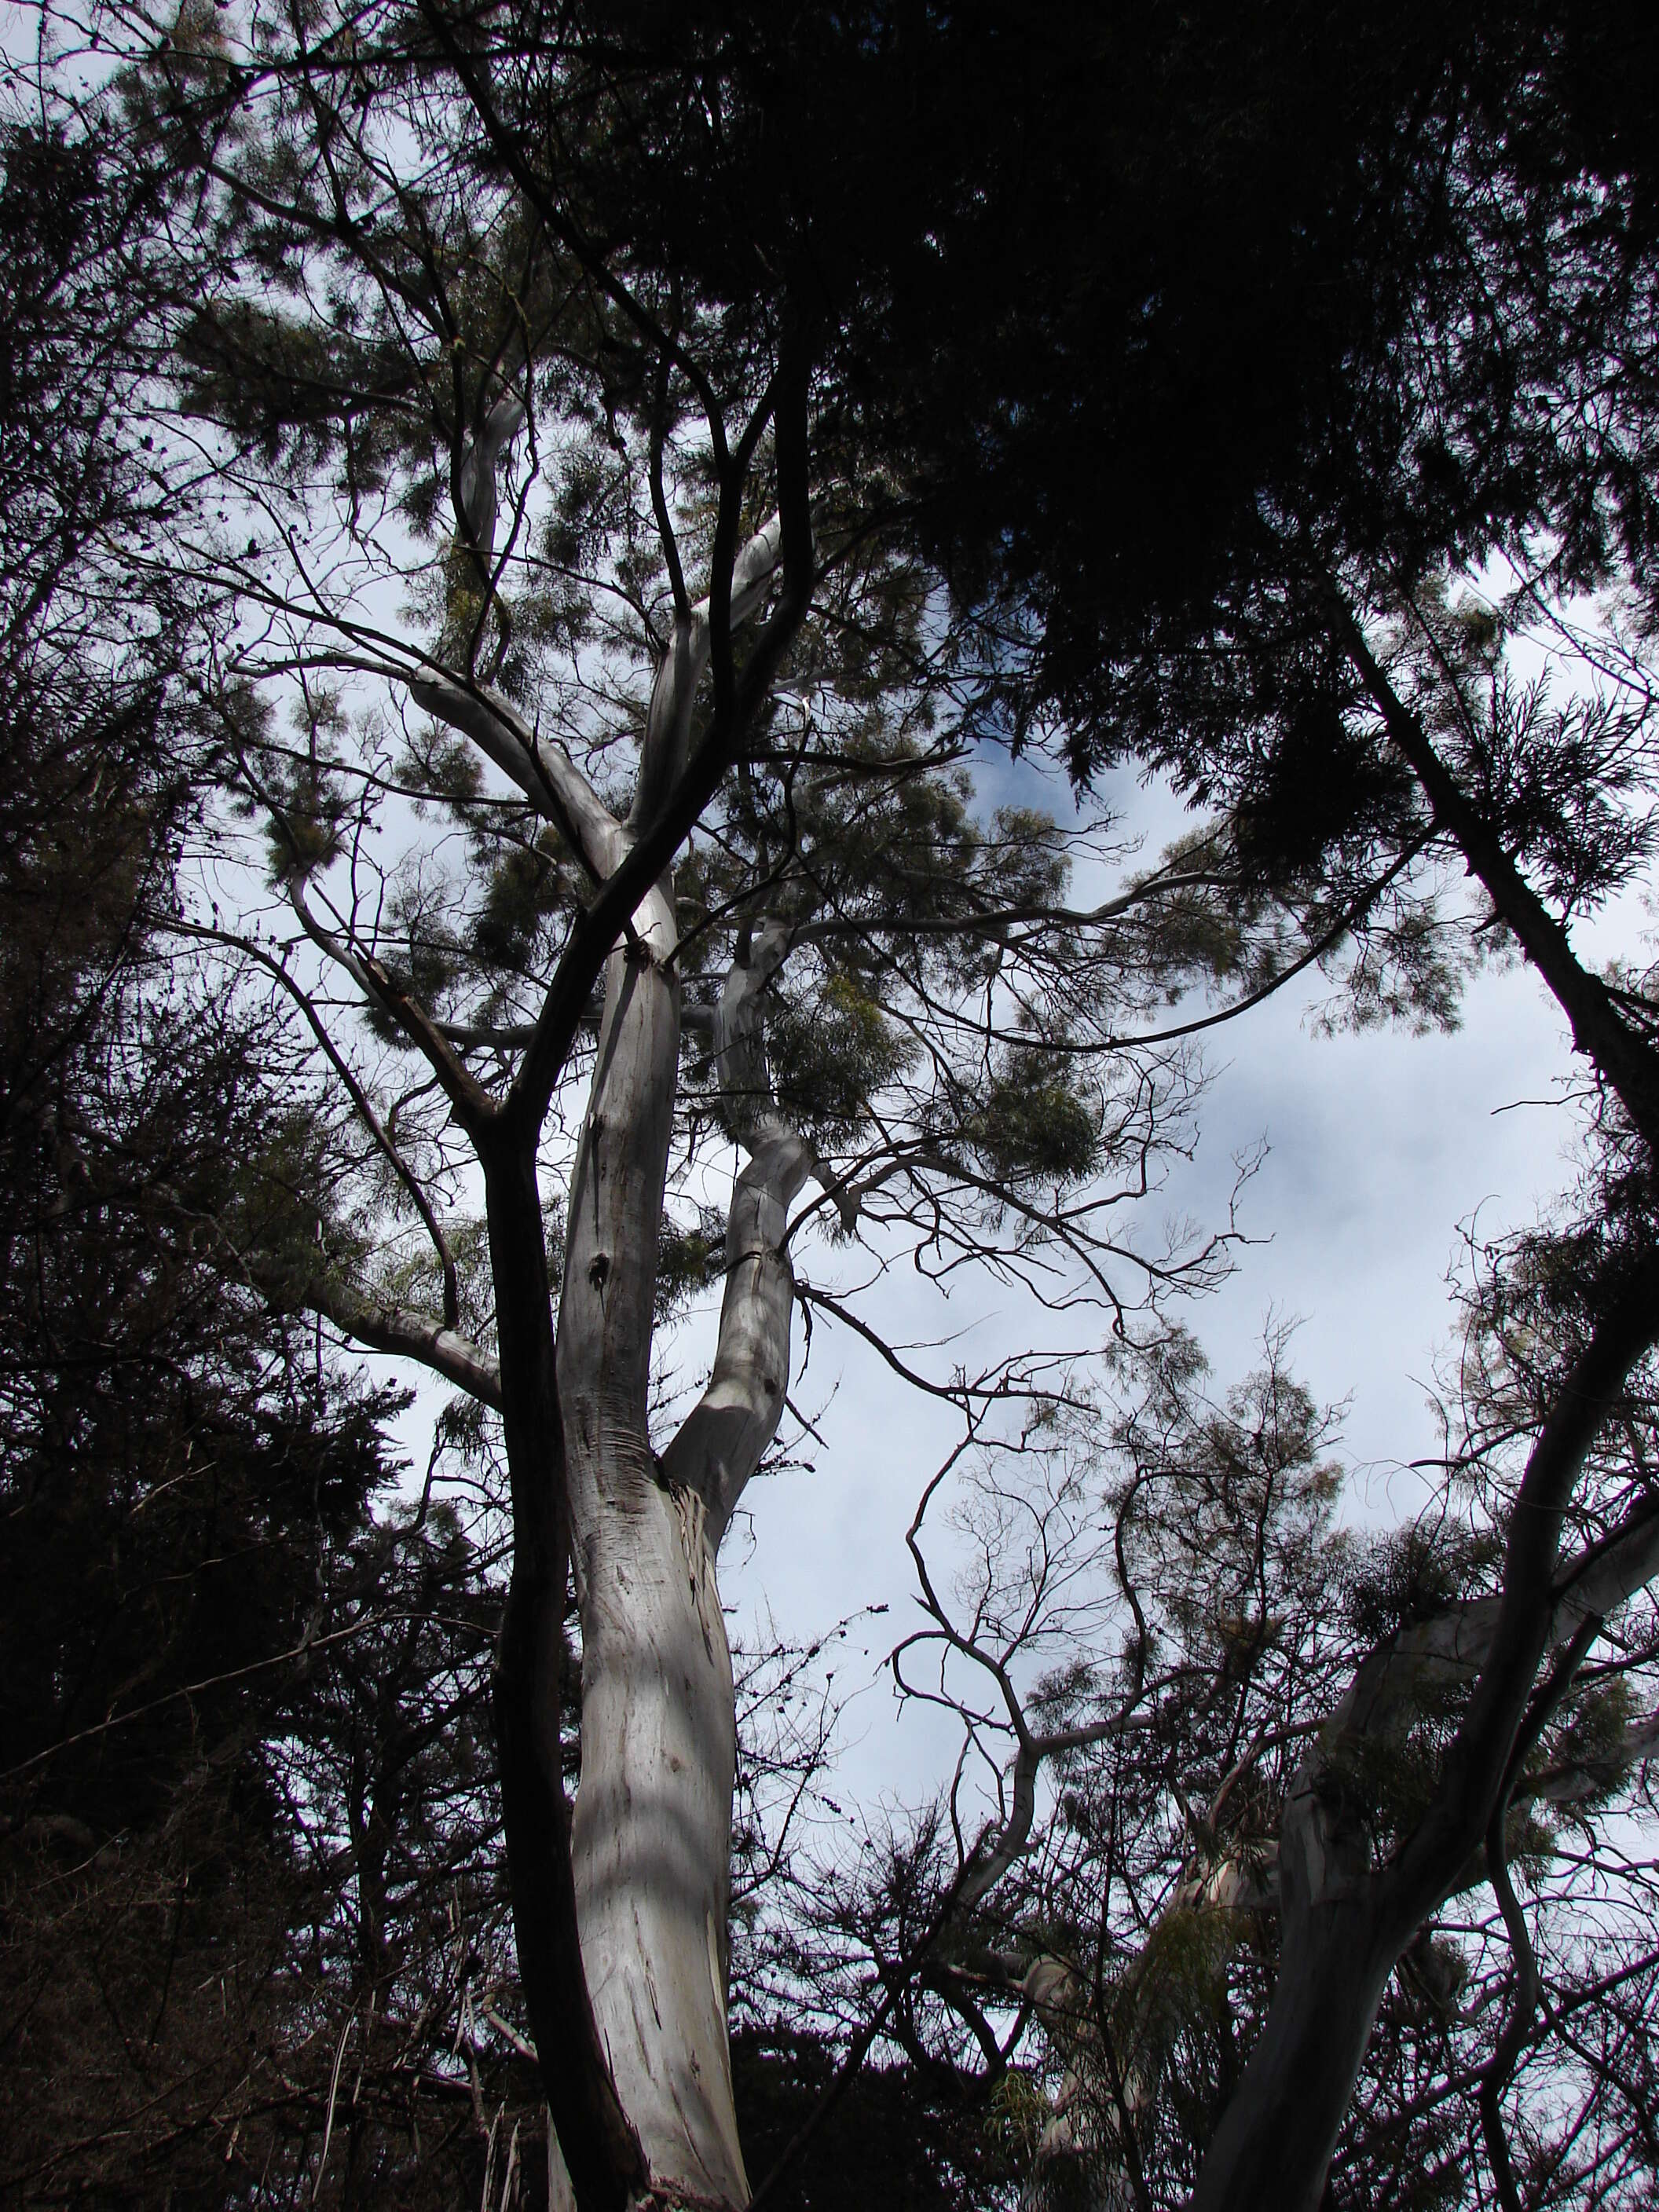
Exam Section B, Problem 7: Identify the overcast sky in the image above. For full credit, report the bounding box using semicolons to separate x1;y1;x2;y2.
713;758;1637;1811
354;744;1627;1817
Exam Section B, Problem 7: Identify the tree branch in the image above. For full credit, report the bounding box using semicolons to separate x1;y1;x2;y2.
659;926;811;1541
504;501;811;1145
1340;605;1659;1149
306;1276;501;1409
1393;1253;1659;1927
287;883;497;1136
406;671;623;881
174;917;463;1330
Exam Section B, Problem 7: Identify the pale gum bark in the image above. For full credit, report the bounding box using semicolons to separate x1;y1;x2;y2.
1187;1500;1659;2212
405;401;797;2203
555;915;811;2205
539;522;800;2210
557;871;745;2208
1009;1504;1659;2210
556;894;808;2209
569;1473;746;2210
661;925;812;1547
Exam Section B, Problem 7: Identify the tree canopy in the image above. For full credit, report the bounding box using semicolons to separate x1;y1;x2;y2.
6;6;1659;2211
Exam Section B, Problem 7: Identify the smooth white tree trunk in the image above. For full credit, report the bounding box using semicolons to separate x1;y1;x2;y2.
572;1483;748;2208
416;467;802;2203
553;868;805;2207
556;873;750;2204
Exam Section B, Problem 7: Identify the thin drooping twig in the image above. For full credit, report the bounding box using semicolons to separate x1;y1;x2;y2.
310;2013;356;2203
170;914;464;1328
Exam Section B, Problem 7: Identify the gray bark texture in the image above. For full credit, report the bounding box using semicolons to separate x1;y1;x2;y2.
522;524;803;2209
557;874;749;2209
554;906;805;2207
397;397;806;2201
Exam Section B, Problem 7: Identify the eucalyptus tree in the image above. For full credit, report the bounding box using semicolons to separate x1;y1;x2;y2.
1036;302;1659;2212
853;1276;1659;2212
97;7;1297;2205
75;5;1659;2205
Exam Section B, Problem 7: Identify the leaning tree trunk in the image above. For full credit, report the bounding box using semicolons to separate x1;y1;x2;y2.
1185;1836;1403;2212
408;457;804;2203
554;866;749;2208
551;843;817;2207
569;1476;747;2207
1188;1260;1659;2212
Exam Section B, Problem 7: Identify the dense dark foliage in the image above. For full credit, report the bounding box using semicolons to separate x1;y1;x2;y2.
7;5;1659;2208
